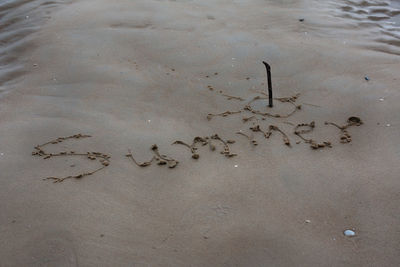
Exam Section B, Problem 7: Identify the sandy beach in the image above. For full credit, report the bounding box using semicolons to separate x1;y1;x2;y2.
1;0;400;266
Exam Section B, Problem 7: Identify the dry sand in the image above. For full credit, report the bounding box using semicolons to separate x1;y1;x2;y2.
1;0;400;266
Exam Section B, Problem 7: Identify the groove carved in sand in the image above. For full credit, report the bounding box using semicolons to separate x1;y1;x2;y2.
32;134;110;183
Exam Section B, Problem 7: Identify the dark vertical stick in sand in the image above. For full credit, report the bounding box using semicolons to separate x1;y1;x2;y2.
262;61;273;107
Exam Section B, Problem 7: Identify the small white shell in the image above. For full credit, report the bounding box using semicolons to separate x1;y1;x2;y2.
344;229;356;237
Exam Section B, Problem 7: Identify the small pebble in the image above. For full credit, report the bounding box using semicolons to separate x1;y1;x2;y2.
305;220;311;223
379;98;384;101
148;120;151;123
364;76;369;81
344;229;356;237
386;124;391;127
234;165;238;168
299;18;304;22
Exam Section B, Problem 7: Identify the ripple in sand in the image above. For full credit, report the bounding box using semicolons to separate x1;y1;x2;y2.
332;0;400;55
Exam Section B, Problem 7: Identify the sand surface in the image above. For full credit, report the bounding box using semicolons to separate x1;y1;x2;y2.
1;0;400;266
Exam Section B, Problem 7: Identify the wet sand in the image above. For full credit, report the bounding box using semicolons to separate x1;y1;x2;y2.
1;0;400;266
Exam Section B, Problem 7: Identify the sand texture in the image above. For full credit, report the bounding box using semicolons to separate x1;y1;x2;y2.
1;0;400;266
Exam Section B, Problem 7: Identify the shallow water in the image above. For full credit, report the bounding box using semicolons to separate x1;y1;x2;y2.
0;0;67;95
390;0;400;24
327;0;400;55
